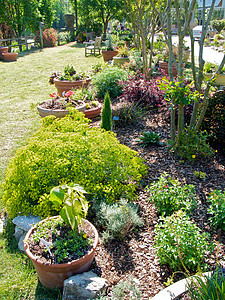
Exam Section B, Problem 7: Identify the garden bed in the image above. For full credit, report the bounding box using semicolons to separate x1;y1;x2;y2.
88;108;225;298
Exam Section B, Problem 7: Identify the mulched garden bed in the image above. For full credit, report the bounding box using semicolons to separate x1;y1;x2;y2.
89;107;225;299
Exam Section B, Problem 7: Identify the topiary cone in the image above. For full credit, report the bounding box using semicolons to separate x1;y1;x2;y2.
101;92;112;131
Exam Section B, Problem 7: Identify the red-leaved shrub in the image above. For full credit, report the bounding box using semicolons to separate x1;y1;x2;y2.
35;28;57;48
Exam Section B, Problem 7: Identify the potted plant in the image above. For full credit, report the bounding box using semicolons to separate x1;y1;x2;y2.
0;46;8;59
158;54;178;77
113;45;130;66
37;90;86;118
2;48;18;62
204;62;225;86
82;86;102;118
101;34;118;62
23;183;99;289
50;65;91;96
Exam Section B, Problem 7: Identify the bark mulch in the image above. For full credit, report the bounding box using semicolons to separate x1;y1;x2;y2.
90;109;225;299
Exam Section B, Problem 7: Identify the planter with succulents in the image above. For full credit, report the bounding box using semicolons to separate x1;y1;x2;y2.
50;65;91;96
37;90;86;118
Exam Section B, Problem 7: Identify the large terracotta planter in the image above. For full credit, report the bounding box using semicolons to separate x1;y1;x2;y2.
37;100;86;118
113;57;130;66
102;50;118;62
205;73;225;86
159;61;178;77
2;52;18;62
24;217;99;289
54;77;91;97
84;104;102;119
0;47;8;59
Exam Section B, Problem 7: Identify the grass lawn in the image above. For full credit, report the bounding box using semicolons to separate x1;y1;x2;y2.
0;42;102;299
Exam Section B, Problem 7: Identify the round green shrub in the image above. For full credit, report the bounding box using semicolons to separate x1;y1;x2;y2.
2;110;147;218
92;66;128;99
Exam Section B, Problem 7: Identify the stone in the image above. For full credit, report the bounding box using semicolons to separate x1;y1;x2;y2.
63;271;108;300
18;233;26;252
12;215;40;231
14;226;24;241
0;219;3;233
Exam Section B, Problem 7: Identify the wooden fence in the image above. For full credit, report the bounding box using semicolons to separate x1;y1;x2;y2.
0;35;38;51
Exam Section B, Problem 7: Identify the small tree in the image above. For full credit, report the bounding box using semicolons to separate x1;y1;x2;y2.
101;92;112;131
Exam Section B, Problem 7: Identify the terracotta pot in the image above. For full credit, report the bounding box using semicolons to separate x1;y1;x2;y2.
2;52;18;62
0;47;8;59
37;100;86;118
159;61;177;77
113;56;130;66
205;73;225;86
102;50;118;62
84;104;102;119
24;217;99;289
54;77;91;97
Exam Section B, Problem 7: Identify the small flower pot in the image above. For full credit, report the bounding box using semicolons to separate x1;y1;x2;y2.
24;217;99;289
0;47;8;60
102;50;118;62
2;52;18;62
84;104;102;119
54;77;91;97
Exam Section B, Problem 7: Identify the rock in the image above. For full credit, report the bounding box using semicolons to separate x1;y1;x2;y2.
0;219;3;233
18;233;26;252
63;271;108;300
14;226;24;241
12;215;40;231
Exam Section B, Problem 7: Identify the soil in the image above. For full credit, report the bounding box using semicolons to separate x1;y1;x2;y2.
39;97;84;110
87;106;225;299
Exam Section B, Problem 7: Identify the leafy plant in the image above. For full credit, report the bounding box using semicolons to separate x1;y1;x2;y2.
138;131;160;147
2;110;147;218
207;190;225;230
154;210;213;272
193;171;206;179
30;216;92;264
112;102;146;127
92;66;128;99
96;199;143;242
42;184;88;231
110;276;142;299
101;92;112;131
147;173;197;216
187;267;225;299
35;28;58;48
170;127;214;161
117;45;129;58
119;75;166;109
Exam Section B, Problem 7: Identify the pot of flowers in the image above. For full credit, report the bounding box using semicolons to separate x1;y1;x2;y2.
37;90;86;118
50;65;91;97
23;184;99;289
204;62;225;86
113;45;130;66
101;34;118;62
0;46;8;59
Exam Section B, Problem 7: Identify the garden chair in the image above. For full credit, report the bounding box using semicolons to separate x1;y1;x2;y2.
84;36;102;57
86;32;94;42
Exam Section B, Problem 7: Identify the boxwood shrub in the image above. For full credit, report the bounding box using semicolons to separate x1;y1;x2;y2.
2;110;147;218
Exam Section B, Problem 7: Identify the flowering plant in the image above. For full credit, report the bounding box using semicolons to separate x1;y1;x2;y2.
49;65;87;83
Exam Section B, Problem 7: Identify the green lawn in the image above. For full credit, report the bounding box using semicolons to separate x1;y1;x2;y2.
0;42;102;299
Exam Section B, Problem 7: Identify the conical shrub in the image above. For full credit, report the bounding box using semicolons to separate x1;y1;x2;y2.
101;92;112;131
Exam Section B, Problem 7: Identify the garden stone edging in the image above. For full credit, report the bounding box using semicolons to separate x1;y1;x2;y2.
151;272;212;300
12;215;41;252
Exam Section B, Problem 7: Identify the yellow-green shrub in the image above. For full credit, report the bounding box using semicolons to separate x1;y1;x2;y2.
2;110;147;218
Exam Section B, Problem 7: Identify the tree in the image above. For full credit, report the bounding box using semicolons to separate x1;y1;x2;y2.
151;0;225;151
78;0;122;35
